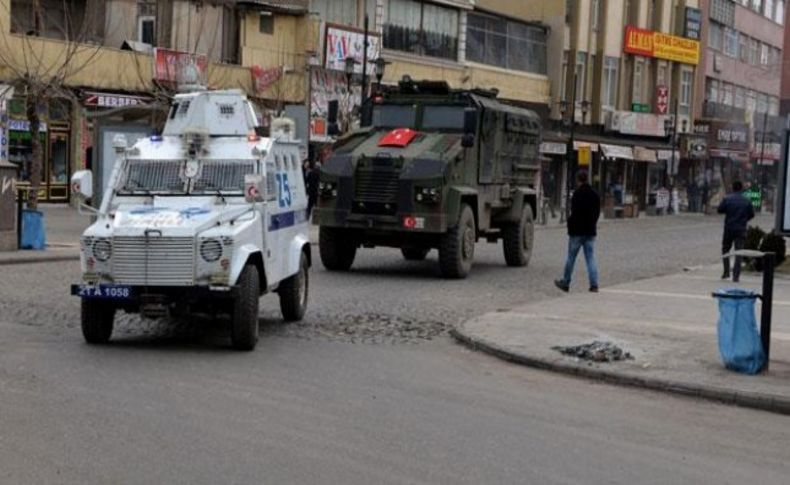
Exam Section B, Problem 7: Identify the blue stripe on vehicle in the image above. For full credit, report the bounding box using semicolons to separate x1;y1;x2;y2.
269;210;308;231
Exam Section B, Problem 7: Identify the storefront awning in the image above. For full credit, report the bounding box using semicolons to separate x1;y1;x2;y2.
600;143;633;160
656;149;679;161
633;146;657;163
573;141;599;152
540;141;567;155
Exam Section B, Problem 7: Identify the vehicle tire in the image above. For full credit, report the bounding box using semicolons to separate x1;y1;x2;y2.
503;203;535;267
279;252;309;322
439;204;476;279
319;226;357;271
401;247;430;261
81;299;116;344
231;264;260;351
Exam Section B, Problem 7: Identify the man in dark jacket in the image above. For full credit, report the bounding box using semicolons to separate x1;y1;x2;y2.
718;180;755;282
555;170;601;292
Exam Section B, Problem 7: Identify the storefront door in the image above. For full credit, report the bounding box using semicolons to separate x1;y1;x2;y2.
48;130;70;200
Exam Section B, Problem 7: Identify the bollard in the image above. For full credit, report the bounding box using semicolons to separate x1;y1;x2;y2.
760;252;775;371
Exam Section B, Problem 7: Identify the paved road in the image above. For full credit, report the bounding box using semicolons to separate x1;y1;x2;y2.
1;214;788;484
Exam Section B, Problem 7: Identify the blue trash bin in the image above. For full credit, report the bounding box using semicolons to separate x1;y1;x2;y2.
20;209;47;250
713;288;765;375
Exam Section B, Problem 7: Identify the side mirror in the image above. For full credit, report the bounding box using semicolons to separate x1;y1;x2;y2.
245;174;266;203
462;108;477;148
71;170;93;200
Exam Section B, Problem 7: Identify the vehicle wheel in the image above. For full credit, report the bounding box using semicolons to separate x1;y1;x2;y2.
503;203;535;267
81;299;116;344
319;226;357;271
279;253;309;322
401;247;430;261
231;264;260;351
439;204;475;279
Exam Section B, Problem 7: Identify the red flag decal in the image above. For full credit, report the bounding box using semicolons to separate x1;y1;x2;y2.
378;128;419;148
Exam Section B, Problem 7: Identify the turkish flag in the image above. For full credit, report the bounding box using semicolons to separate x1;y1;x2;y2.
378;128;419;148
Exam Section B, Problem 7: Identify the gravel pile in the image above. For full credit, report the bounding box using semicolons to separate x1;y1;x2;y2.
552;341;634;363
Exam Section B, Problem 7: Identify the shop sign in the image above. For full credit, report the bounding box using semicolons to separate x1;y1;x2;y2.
539;142;566;155
751;142;781;161
744;186;762;210
153;48;208;84
84;92;150;108
600;143;634;160
684;7;702;40
8;120;47;132
693;119;748;151
655;85;668;115
325;25;381;75
251;65;284;94
573;141;599;152
632;103;651;113
609;110;668;137
624;26;700;65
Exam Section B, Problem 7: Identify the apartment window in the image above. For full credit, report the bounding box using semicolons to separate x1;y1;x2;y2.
706;78;720;103
766;0;775;18
466;13;548;74
746;89;757;112
735;86;745;108
560;51;568;100
602;56;619;109
137;1;156;45
592;0;601;31
566;0;573;23
752;0;764;13
739;34;749;62
384;0;459;61
721;82;734;106
711;0;735;24
761;43;770;64
777;1;785;23
709;22;722;50
757;92;768;112
723;27;738;57
769;96;780;115
632;57;644;104
749;38;760;64
575;52;587;100
680;70;692;115
259;14;274;34
312;0;357;26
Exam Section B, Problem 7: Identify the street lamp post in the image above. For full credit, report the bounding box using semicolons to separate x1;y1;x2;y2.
373;57;390;94
558;73;578;223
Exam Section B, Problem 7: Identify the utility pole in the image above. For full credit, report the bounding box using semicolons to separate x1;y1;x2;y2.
563;73;578;223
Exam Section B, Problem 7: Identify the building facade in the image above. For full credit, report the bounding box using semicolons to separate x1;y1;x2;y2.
694;0;785;212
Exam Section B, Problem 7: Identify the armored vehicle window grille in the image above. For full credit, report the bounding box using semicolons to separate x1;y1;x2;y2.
218;104;235;115
121;160;186;193
178;101;191;115
193;160;255;192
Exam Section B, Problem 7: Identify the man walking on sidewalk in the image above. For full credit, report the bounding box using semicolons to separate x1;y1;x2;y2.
718;180;755;282
555;170;600;293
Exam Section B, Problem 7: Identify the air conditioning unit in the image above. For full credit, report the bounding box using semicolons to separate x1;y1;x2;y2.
604;111;621;132
714;55;723;73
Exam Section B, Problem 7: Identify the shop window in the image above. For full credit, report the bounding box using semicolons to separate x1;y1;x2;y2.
466;12;547;74
384;0;459;61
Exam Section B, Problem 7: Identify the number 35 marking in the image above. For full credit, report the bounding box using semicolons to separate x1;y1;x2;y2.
275;173;292;208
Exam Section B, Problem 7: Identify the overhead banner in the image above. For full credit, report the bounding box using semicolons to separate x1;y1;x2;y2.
251;65;284;95
325;25;381;75
153;48;208;84
624;26;700;65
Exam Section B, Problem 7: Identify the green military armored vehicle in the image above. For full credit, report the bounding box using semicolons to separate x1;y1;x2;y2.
313;78;541;279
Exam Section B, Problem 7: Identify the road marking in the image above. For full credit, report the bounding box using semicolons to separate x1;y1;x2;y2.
600;288;790;306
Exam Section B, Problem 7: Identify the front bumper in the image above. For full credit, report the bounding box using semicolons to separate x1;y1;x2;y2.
313;208;447;233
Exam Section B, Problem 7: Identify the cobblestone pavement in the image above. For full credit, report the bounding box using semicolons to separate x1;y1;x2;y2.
0;213;775;344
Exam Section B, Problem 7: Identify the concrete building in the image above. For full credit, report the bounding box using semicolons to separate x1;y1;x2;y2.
545;0;702;217
694;0;785;212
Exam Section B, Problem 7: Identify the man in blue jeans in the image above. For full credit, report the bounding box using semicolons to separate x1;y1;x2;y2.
717;180;755;282
555;170;600;293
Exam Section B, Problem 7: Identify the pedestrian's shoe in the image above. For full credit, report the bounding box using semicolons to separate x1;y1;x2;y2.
589;286;599;293
733;277;740;283
554;279;569;292
721;272;730;280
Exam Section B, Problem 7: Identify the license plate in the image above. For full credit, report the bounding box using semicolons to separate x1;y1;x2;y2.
74;284;134;300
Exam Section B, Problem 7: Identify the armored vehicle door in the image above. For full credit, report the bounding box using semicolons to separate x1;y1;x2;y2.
478;108;500;184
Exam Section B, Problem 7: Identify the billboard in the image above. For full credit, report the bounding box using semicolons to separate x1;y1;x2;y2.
624;26;700;65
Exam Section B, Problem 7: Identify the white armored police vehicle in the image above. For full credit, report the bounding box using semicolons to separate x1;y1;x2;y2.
70;89;310;351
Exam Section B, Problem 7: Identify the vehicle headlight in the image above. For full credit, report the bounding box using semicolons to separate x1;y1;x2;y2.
200;238;223;262
415;186;440;203
92;238;112;262
320;181;337;198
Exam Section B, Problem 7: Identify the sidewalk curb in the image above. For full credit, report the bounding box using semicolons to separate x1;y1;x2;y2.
449;326;790;416
0;253;80;266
